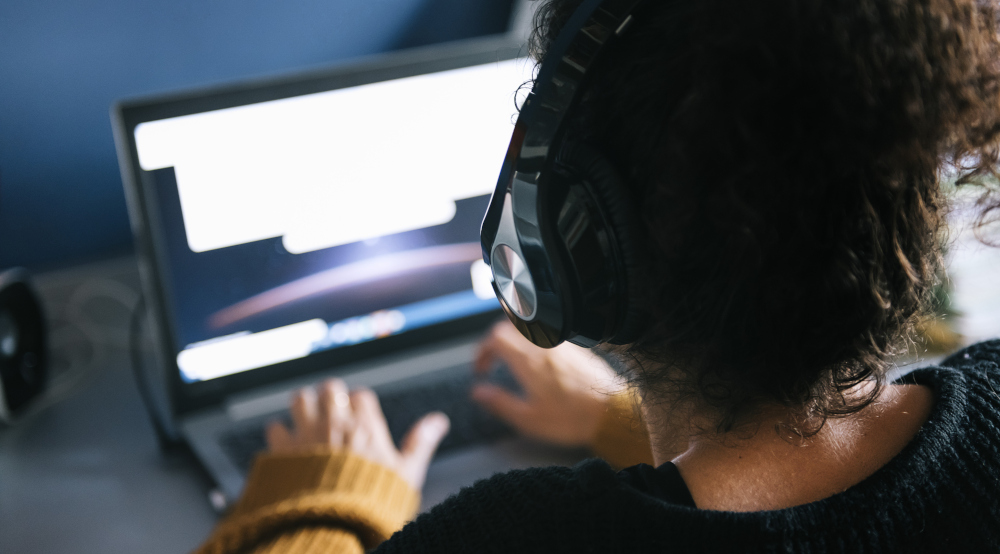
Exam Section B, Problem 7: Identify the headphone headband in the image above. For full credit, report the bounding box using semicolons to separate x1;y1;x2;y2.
481;0;647;347
483;0;642;254
521;0;640;157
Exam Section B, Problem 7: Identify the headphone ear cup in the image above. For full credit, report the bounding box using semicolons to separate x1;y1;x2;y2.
555;143;647;345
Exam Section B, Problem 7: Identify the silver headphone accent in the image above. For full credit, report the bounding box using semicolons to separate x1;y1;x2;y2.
490;192;537;319
492;244;536;319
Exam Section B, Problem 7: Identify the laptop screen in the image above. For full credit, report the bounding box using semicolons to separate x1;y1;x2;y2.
130;55;533;384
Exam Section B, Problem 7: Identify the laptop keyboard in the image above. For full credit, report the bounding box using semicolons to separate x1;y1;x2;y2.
218;365;521;473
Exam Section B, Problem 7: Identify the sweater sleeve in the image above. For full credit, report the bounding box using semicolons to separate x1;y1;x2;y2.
194;448;419;554
589;390;655;468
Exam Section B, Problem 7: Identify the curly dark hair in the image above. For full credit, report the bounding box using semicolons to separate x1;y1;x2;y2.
529;0;1000;432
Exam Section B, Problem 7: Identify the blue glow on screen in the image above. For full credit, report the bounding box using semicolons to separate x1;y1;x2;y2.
178;289;499;383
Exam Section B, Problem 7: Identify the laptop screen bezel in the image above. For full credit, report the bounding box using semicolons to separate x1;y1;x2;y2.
113;37;527;416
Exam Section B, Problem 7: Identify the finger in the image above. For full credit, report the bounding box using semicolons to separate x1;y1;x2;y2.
480;345;550;400
471;382;534;431
318;379;352;447
290;387;319;439
475;328;542;389
350;388;391;439
474;321;531;374
320;379;353;421
265;420;294;452
400;412;450;486
474;329;505;374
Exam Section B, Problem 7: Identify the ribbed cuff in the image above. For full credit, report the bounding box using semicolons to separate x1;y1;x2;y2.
590;391;655;468
197;449;419;554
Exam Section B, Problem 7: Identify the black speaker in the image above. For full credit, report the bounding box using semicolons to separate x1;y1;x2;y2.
0;268;47;423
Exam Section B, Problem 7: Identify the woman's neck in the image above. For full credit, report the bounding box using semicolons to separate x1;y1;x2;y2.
644;381;934;512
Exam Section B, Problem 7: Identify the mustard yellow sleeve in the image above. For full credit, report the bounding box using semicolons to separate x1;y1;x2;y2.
589;391;655;468
194;448;419;554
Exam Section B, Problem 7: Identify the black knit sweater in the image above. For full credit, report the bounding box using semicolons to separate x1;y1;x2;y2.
377;340;1000;553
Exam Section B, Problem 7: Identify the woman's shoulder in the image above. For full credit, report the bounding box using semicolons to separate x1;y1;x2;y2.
895;339;999;448
939;339;1000;373
375;459;671;553
419;458;623;513
908;339;1000;404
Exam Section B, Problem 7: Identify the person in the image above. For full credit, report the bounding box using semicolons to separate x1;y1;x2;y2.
195;0;1000;552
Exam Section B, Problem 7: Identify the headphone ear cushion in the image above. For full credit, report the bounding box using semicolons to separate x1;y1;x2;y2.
556;143;647;345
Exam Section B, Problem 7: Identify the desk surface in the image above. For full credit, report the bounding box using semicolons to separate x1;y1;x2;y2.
0;257;585;553
0;259;217;553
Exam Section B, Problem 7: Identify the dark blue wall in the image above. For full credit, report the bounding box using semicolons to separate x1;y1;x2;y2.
0;0;514;270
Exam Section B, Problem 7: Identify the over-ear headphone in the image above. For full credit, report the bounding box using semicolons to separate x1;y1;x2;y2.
481;0;647;348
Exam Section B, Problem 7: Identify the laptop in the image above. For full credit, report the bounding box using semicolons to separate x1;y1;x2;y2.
112;37;580;510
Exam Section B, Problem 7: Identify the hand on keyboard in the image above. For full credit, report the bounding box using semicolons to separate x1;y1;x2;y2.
471;321;625;447
266;379;450;490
